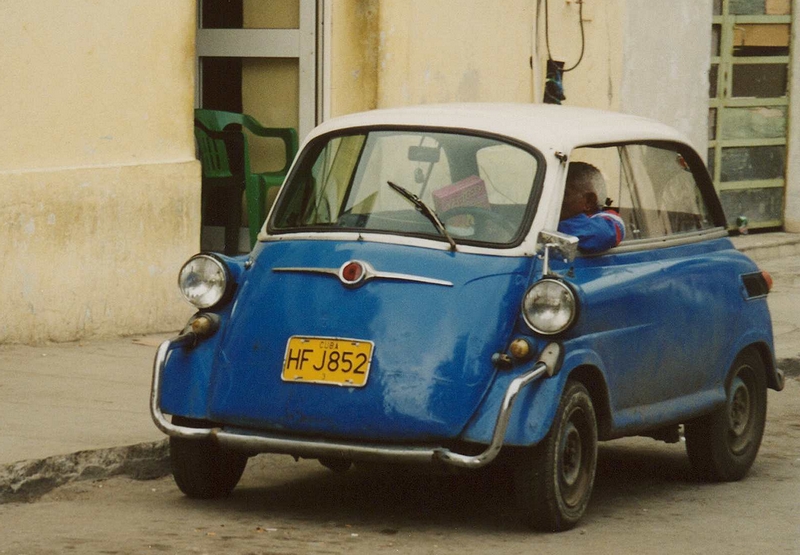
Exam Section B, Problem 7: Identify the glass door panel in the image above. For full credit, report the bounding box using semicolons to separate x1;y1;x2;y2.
719;106;786;139
709;0;790;230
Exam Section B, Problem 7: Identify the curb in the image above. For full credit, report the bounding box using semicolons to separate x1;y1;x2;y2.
0;439;171;504
732;232;800;264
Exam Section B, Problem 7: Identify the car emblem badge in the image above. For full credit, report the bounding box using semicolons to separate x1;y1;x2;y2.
339;260;367;288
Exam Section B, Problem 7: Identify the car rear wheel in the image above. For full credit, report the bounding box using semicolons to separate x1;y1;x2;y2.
169;416;248;499
685;349;767;482
514;380;598;532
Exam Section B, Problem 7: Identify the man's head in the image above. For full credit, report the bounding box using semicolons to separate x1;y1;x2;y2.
560;162;604;220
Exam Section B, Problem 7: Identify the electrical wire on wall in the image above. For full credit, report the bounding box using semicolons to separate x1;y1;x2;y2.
543;0;586;104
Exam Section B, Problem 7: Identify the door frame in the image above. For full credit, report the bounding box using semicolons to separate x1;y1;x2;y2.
195;0;320;139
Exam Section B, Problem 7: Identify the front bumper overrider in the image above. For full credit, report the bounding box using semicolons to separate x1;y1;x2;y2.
150;333;561;469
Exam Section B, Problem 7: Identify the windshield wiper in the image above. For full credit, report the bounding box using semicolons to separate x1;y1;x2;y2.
387;181;456;251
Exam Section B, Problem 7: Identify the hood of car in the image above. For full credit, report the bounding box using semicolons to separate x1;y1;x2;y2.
206;239;533;442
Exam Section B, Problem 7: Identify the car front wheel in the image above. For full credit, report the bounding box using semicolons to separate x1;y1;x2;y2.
685;349;767;482
169;416;249;499
514;380;598;532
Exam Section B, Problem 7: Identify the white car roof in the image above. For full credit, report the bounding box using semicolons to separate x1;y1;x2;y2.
309;103;694;153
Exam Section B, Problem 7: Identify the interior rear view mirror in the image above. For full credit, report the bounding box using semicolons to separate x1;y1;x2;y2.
408;145;441;164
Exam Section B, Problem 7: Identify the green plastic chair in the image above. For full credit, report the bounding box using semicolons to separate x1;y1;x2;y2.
194;109;299;253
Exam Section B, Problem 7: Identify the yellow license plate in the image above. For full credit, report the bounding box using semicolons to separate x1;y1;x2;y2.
282;336;374;387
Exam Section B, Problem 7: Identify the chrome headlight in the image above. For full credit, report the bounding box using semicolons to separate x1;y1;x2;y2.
178;254;231;309
522;278;578;335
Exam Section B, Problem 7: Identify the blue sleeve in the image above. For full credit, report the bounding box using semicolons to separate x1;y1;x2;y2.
557;212;625;253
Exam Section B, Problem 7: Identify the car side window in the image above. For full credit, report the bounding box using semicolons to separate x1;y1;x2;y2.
571;144;715;241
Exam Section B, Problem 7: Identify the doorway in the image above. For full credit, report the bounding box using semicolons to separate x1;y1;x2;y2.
708;0;792;230
196;0;318;251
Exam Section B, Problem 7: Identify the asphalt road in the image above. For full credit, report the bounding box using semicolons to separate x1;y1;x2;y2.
2;377;798;555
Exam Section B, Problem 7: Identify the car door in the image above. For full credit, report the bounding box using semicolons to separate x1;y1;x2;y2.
564;142;735;418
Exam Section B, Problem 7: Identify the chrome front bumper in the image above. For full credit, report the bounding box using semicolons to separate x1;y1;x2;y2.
150;333;560;469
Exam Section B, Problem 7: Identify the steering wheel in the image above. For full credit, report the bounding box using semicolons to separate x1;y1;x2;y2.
439;206;518;243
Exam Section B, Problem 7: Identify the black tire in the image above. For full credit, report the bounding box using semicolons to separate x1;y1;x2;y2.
169;416;248;499
514;381;598;532
319;457;352;473
685;349;767;482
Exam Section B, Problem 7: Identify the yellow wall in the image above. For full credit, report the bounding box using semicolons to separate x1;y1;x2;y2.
0;1;197;171
242;0;301;173
327;0;624;115
545;0;624;112
329;0;381;117
1;164;198;343
325;0;709;148
376;1;536;106
0;1;199;343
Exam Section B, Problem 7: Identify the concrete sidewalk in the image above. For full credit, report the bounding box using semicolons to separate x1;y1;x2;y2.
0;334;170;467
1;233;799;492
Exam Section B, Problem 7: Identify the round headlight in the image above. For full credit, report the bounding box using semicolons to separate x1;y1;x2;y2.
178;254;230;309
522;278;577;335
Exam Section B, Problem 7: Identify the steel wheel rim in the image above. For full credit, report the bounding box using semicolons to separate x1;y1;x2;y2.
728;369;755;455
558;408;592;508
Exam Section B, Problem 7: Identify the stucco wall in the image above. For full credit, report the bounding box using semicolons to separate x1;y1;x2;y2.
0;1;199;343
329;0;381;117
619;0;713;153
327;0;709;144
545;0;625;112
375;1;537;106
327;0;626;113
328;0;537;113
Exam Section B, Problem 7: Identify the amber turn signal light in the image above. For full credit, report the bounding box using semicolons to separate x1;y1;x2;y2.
509;338;532;361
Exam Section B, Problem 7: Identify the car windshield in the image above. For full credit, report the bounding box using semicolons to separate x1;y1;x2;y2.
270;129;541;247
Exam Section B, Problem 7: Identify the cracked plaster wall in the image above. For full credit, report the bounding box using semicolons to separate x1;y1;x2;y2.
0;1;198;343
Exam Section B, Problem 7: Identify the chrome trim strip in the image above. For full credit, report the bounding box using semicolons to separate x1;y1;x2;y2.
607;227;729;255
273;261;453;287
151;338;547;469
217;431;437;463
372;269;453;287
273;266;339;277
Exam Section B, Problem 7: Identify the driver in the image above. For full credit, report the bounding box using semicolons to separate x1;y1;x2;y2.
558;162;625;253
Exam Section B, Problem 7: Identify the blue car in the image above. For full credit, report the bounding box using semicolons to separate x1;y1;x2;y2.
151;104;784;531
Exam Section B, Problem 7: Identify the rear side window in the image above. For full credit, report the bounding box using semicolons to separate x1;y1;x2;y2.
571;143;716;241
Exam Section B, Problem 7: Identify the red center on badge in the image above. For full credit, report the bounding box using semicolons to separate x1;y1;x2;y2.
341;261;364;284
